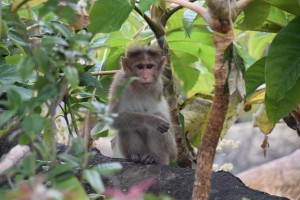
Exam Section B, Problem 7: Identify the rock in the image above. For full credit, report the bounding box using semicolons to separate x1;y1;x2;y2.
214;122;300;174
237;149;300;200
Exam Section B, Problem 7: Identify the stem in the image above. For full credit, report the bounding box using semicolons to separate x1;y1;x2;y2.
82;111;91;169
66;95;79;136
48;80;69;164
0;0;2;39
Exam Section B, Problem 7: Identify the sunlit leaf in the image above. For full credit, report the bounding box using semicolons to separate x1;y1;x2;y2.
237;1;271;30
88;0;136;34
253;104;274;134
264;0;300;15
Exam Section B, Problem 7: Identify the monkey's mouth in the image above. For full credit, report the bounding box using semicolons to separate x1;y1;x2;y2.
141;83;152;88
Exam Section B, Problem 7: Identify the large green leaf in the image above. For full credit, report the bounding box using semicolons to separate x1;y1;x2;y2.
264;0;300;15
88;0;135;34
237;1;271;30
266;6;290;28
265;16;300;124
170;48;199;94
245;57;266;97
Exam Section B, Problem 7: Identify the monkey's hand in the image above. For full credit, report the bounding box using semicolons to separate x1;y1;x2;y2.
157;120;170;133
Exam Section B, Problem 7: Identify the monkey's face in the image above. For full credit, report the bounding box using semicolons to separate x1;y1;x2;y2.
132;59;160;88
122;55;163;89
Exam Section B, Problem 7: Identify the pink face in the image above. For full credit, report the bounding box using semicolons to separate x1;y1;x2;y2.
122;55;164;89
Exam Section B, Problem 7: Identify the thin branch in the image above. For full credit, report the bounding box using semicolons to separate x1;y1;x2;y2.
163;0;210;23
134;6;165;38
66;95;80;136
91;70;118;76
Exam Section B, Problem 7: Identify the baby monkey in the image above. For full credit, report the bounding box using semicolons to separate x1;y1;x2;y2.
108;45;177;165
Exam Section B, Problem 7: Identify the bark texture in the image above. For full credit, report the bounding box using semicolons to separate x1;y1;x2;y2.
192;32;233;199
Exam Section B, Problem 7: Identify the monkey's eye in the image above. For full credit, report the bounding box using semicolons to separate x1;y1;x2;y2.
146;64;154;69
136;64;144;70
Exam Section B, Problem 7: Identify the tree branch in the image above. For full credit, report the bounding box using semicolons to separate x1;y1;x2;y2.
134;6;165;38
163;0;210;23
91;70;118;76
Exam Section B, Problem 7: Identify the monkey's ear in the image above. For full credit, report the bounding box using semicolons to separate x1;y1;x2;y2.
121;57;129;71
160;56;166;68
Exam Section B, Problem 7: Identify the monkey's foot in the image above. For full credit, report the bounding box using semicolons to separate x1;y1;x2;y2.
131;154;156;165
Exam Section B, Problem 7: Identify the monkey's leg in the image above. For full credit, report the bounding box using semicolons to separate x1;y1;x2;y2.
117;130;151;163
113;112;170;133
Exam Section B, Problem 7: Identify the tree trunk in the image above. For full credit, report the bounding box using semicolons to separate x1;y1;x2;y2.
192;31;233;199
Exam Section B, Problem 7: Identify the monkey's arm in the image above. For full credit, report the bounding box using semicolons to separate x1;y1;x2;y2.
112;112;169;133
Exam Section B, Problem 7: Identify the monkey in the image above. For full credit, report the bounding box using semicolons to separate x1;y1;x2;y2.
107;45;177;165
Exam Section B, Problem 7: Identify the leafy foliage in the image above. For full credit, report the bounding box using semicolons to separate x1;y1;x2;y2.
0;0;299;198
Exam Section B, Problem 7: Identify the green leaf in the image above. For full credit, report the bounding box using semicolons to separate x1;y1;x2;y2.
93;162;122;176
245;57;266;97
79;72;101;88
54;176;88;200
47;163;74;181
22;154;36;176
83;169;105;194
265;16;300;124
88;0;135;34
266;6;290;28
182;1;204;37
51;22;72;40
3;5;30;53
58;154;80;168
0;110;17;128
91;122;109;138
264;0;300;15
17;57;35;80
138;0;158;14
10;85;33;100
23;114;45;139
63;66;79;87
183;8;197;37
71;137;85;155
237;1;271;30
0;64;22;84
7;88;23;111
170;49;199;94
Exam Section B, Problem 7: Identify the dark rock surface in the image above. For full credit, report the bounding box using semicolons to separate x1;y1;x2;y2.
85;147;288;200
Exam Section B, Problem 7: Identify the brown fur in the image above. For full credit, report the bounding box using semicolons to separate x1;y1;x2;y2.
108;46;177;165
